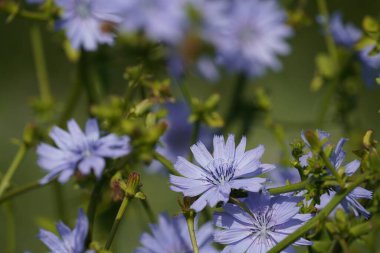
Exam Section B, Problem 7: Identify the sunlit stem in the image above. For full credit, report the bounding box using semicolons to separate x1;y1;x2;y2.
104;196;130;250
185;210;200;253
152;151;180;176
0;144;27;198
268;180;308;195
268;173;368;253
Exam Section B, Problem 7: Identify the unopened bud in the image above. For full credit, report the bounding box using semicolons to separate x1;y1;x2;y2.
125;172;141;198
304;130;321;152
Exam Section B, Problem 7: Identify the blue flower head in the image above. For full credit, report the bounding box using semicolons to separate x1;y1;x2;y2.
38;208;94;253
170;134;275;212
214;192;312;252
55;0;126;51
135;213;217;253
207;0;293;77
300;130;372;219
328;12;380;87
329;12;362;49
37;119;130;184
121;0;187;44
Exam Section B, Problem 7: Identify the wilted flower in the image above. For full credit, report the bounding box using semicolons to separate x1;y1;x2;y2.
170;134;274;212
37;119;130;184
38;209;94;253
55;0;125;51
214;192;312;252
207;0;293;77
135;213;217;253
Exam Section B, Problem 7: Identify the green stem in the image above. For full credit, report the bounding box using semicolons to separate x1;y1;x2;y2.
152;151;180;176
140;197;156;223
185;211;200;253
53;182;66;221
0;144;27;198
224;73;247;132
315;0;340;127
30;25;52;104
86;176;107;244
320;150;344;187
268;181;308;195
4;203;15;253
268;174;368;253
178;82;193;107
0;180;50;205
58;76;82;126
80;50;100;107
104;197;130;250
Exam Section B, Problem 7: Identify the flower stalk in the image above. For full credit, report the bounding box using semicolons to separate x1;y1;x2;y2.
184;210;200;253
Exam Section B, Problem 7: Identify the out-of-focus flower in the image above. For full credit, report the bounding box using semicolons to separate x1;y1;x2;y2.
300;130;372;218
55;0;125;51
267;167;301;188
328;12;380;87
330;12;362;49
170;134;274;212
121;0;187;44
37;119;130;184
134;213;217;253
148;102;213;174
38;209;95;253
214;192;312;252
207;0;293;77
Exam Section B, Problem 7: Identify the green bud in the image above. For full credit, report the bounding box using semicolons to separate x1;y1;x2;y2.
349;222;372;237
304;130;321;152
22;123;36;146
363;16;380;34
125;172;141;198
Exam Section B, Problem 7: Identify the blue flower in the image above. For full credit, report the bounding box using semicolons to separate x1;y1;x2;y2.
330;12;362;49
207;0;293;77
214;192;312;253
328;12;380;87
300;130;372;218
37;119;130;184
38;208;94;253
121;0;187;44
135;213;217;253
55;0;125;51
170;134;274;212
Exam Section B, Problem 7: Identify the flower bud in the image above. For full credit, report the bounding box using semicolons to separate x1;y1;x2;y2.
125;172;141;198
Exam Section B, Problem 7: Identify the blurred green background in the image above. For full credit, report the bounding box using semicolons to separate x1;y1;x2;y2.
0;0;380;252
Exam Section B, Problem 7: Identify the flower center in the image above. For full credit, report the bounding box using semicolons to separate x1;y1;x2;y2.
205;158;235;185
